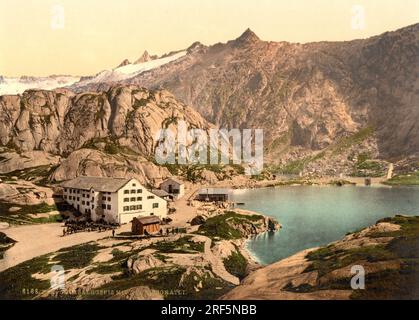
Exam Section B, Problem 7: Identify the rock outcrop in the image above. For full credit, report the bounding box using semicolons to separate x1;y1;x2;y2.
222;215;419;300
0;86;212;184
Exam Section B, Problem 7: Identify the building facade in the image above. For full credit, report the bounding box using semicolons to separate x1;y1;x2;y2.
160;178;185;200
62;177;167;224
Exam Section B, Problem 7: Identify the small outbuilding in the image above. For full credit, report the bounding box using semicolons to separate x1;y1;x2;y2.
160;178;185;200
132;216;161;236
197;188;229;202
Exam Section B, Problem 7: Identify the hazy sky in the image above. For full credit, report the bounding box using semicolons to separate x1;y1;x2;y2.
0;0;418;76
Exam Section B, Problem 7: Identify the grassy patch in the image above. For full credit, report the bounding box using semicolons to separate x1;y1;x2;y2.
54;243;102;270
86;265;234;300
223;246;248;280
195;211;264;241
149;236;205;254
0;165;58;186
0;232;16;259
0;201;68;225
383;171;419;186
331;127;374;156
0;254;53;299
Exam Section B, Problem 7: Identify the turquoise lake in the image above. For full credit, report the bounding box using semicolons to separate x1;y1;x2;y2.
229;186;419;265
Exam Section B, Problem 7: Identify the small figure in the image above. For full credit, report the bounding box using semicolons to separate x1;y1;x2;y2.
112;229;115;237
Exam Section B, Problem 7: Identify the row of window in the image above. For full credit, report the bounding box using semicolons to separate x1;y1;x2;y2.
102;196;112;202
101;204;112;210
122;203;159;212
123;189;143;195
123;205;142;212
124;197;142;202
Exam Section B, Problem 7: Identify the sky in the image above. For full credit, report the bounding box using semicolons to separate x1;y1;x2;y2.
0;0;418;77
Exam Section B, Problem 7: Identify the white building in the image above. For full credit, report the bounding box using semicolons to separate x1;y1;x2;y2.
61;177;167;224
160;178;185;200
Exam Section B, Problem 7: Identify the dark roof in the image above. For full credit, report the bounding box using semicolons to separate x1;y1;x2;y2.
151;189;171;197
61;176;131;193
134;216;161;225
198;188;229;195
163;177;184;185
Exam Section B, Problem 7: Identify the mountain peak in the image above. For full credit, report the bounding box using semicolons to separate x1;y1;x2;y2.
116;59;131;68
235;28;260;44
135;50;152;64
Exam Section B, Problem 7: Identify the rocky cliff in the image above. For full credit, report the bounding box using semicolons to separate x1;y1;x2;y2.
0;86;212;185
72;24;419;166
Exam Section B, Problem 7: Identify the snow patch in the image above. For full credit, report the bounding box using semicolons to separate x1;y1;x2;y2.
0;76;80;95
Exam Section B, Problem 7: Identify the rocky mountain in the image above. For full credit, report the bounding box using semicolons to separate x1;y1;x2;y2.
0;85;212;185
69;51;187;91
134;50;156;64
71;24;419;167
116;59;131;68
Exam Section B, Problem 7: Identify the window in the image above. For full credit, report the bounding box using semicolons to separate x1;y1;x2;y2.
137;205;142;210
152;203;159;209
102;204;106;209
130;197;136;202
92;205;94;209
82;201;85;205
107;197;111;201
107;205;111;210
130;190;136;194
123;206;129;212
77;197;80;201
130;205;136;211
102;196;106;201
87;202;90;206
77;190;80;194
132;183;136;187
137;189;142;193
63;195;67;199
147;196;155;200
64;188;67;192
124;190;129;194
137;197;142;201
124;198;129;202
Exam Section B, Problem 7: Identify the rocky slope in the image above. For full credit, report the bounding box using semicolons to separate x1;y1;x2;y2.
72;24;419;167
0;211;276;300
223;215;419;300
0;86;212;185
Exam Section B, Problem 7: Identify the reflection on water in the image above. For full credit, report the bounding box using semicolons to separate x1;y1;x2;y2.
230;186;419;265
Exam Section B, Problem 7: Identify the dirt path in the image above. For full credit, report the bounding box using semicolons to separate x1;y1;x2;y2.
0;223;131;272
169;185;201;227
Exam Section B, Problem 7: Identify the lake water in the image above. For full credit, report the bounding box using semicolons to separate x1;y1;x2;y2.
229;186;419;265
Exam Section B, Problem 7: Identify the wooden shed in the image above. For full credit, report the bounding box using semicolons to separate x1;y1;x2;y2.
132;216;161;235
